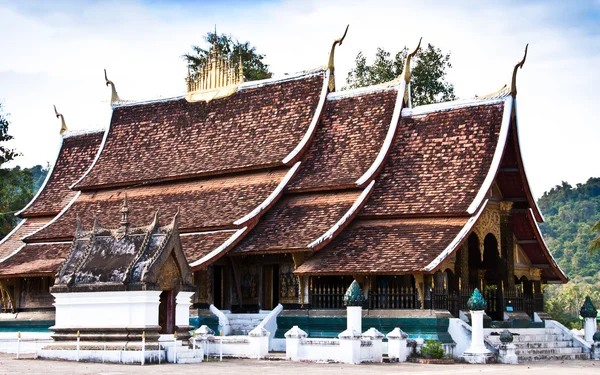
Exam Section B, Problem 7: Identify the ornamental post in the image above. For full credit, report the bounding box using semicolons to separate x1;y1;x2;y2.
500;202;515;290
462;289;493;363
338;280;364;364
580;296;598;343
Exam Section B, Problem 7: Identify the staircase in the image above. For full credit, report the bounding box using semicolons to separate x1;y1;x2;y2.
163;339;204;364
485;326;589;361
225;312;268;335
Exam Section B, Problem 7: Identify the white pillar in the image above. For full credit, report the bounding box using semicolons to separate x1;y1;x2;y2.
593;342;600;361
338;329;361;364
175;291;194;327
386;328;409;362
248;326;270;359
361;328;383;363
462;310;493;364
346;306;362;333
584;317;596;343
498;343;518;364
284;326;307;361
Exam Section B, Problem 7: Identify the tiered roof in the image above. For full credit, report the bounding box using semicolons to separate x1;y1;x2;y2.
0;44;567;283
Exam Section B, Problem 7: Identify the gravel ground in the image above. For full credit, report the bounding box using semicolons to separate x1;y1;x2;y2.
0;353;598;374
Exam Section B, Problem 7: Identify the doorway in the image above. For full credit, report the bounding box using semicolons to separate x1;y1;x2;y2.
262;265;279;310
158;290;175;334
213;265;231;310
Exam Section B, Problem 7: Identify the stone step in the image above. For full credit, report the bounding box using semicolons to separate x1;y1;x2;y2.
178;357;204;364
514;347;583;356
486;334;568;343
485;328;554;335
511;341;573;349
518;353;589;362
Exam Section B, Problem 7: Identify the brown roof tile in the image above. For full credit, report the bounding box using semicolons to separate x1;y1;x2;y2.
360;103;505;217
288;89;397;191
232;190;363;254
74;73;325;190
181;231;240;265
19;131;104;218
26;168;290;242
295;218;469;275
0;242;71;277
0;218;50;260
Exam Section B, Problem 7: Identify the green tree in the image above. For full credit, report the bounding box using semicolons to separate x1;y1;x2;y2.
345;43;456;106
0;103;18;165
591;220;600;253
183;31;271;83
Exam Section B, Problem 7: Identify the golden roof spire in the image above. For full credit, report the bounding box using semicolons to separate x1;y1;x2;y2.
326;24;349;92
104;69;121;105
510;44;528;98
53;105;68;135
402;37;422;106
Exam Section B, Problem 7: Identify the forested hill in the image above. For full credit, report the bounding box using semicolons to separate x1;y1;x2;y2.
538;177;600;280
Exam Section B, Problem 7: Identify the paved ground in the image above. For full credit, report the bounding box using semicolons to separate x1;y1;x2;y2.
0;353;598;374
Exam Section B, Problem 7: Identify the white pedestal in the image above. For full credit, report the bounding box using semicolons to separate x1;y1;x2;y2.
175;291;194;327
285;326;307;361
386;328;408;362
248;326;270;359
593;342;600;361
362;328;383;363
584;317;596;343
346;306;362;333
498;343;518;364
338;329;361;364
462;310;493;364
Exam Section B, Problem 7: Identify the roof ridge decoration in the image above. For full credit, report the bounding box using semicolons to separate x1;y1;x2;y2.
326;24;349;92
53;105;68;135
104;69;122;106
476;44;528;100
185;43;245;103
402;37;422;107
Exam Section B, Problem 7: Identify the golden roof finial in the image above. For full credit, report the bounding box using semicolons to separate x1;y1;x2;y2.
402;37;422;106
104;69;121;105
53;105;68;135
327;24;349;92
510;44;528;98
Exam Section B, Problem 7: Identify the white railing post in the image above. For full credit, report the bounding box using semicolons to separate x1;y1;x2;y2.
192;331;197;359
76;330;80;362
16;331;21;359
219;330;223;362
173;331;178;364
141;331;146;365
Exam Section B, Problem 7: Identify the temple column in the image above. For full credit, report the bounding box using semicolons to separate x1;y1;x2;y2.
456;242;469;292
414;274;424;309
500;202;515;290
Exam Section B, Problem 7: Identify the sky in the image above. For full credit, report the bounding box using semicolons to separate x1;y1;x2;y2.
0;0;598;198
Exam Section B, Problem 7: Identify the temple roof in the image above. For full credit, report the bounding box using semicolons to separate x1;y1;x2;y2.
295;217;470;275
17;130;104;218
288;87;400;191
0;217;51;261
0;242;72;277
360;100;506;217
73;71;327;190
25;168;293;242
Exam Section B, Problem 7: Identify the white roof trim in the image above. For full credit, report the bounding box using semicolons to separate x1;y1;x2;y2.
189;227;248;268
423;200;488;272
181;229;237;237
0;219;27;247
15;134;64;216
233;162;301;226
327;83;398;101
308;180;375;249
466;96;513;214
70;119;112;190
112;70;325;109
355;81;405;186
62;128;105;139
22;191;82;242
281;69;330;165
529;208;567;280
513;99;545;222
0;244;25;264
402;97;507;117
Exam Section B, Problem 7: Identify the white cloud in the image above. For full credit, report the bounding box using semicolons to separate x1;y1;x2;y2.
0;0;598;197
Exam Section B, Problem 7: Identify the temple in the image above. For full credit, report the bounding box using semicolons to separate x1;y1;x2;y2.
0;36;566;344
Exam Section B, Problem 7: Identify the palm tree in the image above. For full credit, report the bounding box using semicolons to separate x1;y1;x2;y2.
591;220;600;253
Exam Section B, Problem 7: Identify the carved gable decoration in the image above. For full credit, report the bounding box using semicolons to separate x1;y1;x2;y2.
473;206;501;257
52;199;193;293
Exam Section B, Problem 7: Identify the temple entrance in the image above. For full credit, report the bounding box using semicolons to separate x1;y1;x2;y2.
158;290;175;334
467;233;481;289
262;265;279;310
213;265;231;310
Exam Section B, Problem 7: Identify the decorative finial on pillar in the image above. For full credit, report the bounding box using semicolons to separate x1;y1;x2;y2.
53;105;68;135
104;69;121;105
580;295;598;318
326;24;349;92
343;280;364;307
510;44;528;98
402;37;422;107
466;288;487;311
120;194;130;234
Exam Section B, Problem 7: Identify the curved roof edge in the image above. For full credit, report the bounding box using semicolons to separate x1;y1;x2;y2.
355;81;405;186
527;208;568;282
467;96;513;215
69;120;112;191
309;180;375;251
189;227;248;270
0;219;27;248
234;162;301;226
424;199;489;272
402;96;508;117
281;69;330;165
512;100;545;223
22;191;81;243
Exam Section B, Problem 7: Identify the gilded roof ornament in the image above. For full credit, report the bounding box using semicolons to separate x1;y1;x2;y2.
53;105;68;135
402;37;422;105
185;45;245;103
510;44;528;98
326;24;349;92
104;69;121;105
